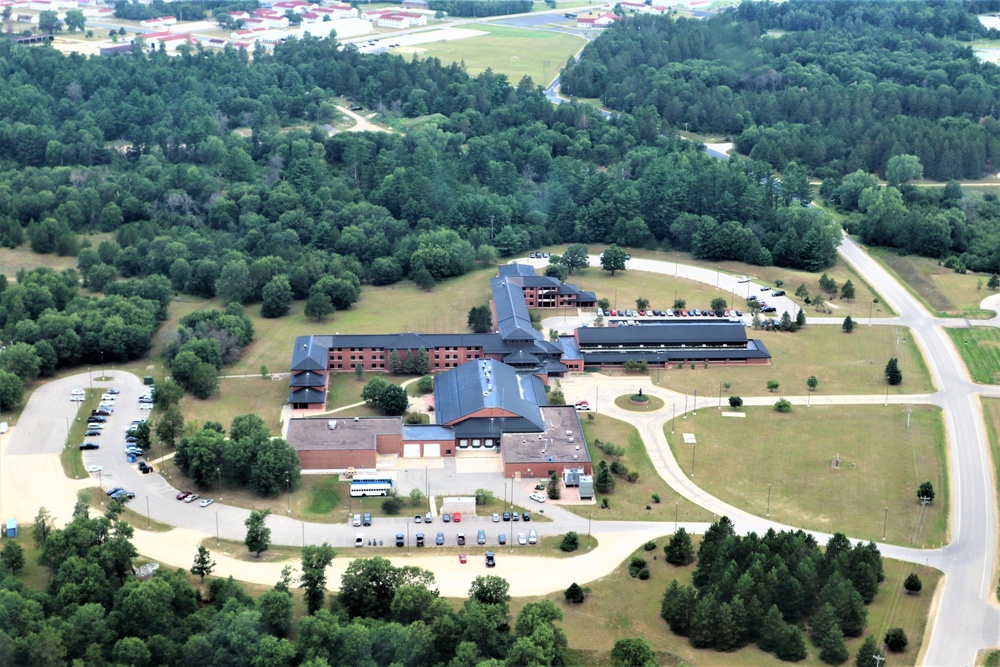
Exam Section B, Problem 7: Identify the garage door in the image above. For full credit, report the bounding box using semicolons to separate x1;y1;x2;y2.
424;443;440;458
403;444;421;458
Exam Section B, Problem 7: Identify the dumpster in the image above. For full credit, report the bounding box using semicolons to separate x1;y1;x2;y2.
6;518;17;538
143;376;154;385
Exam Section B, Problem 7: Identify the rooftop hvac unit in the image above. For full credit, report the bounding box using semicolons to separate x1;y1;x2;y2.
575;445;580;450
483;391;488;397
565;430;572;436
354;417;359;422
328;420;337;430
573;455;578;460
568;437;574;443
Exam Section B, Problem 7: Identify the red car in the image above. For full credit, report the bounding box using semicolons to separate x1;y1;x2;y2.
459;554;467;564
176;491;191;500
453;512;462;523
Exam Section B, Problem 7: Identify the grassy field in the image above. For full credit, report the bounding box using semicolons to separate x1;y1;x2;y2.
649;324;933;397
980;398;1000;602
401;24;585;87
666;405;948;547
868;247;998;318
568;414;715;523
0;236;115;278
60;389;103;480
545;244;892;320
529;540;941;666
178;376;291;434
946;327;1000;384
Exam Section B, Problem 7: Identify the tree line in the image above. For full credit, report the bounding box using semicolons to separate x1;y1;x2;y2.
560;0;1000;181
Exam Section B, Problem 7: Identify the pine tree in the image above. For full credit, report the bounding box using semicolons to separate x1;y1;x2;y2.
190;545;216;583
414;348;430;375
660;580;697;636
777;625;808;662
903;573;922;594
689;592;719;649
665;528;695;566
796;308;807;327
389;349;402;375
855;635;883;667
989;274;1000;290
715;601;741;652
759;604;787;654
840;279;856;300
842;315;855;333
594;460;616;493
809;602;839;646
820;624;849;665
564;582;586;603
885;357;902;385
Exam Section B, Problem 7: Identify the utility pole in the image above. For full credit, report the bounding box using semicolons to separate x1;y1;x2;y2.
907;404;912;433
146;496;150;529
683;394;688;418
674;503;678;532
882;506;888;541
718;380;722;409
671;403;675;433
691;441;696;477
767;483;771;517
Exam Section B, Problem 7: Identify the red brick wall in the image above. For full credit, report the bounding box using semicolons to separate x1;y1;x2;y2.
326;346;486;372
502;461;592;479
376;434;403;455
298;449;376;470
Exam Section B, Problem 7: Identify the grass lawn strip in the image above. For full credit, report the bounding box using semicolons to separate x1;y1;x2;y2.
565;414;715;524
978;398;1000;602
526;539;940;666
666;406;947;547
945;328;1000;384
649;324;933;398
60;388;102;480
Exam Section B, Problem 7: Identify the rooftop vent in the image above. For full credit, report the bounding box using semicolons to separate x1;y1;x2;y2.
573;455;578;460
565;430;572;436
354;417;359;422
327;420;337;430
568;437;574;443
575;445;580;450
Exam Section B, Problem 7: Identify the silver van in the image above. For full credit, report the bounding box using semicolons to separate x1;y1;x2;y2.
528;529;538;544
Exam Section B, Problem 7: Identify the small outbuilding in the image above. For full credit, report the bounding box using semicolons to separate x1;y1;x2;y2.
6;518;17;538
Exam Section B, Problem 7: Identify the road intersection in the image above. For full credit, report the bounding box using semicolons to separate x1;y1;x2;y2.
1;237;998;662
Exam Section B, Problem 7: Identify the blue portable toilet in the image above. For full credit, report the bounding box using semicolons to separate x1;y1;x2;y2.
6;518;17;538
127;453;137;463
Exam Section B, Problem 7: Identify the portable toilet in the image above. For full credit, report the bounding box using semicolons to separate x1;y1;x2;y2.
6;518;17;538
143;376;154;386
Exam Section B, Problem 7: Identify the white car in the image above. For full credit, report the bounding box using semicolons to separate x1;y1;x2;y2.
738;276;750;283
517;532;527;545
86;465;103;473
492;513;500;522
529;493;546;503
70;395;85;402
139;403;153;410
199;498;214;508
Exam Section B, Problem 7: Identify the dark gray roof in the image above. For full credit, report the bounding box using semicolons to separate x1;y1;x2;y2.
286;417;400;451
289;371;326;387
498;263;536;278
290;336;328;371
492;277;541;342
501;406;590;466
578;322;750;347
288;387;326;404
504;350;540;365
433;360;546;431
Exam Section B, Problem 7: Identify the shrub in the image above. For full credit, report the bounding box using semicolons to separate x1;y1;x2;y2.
601;498;611;509
415;375;433;394
643;541;657;551
774;398;792;412
626;471;640;483
652;494;661;503
903;573;922;594
884;628;908;652
474;488;494;506
628;556;647;578
637;568;650;580
728;395;743;408
560;532;579;552
381;495;402;515
610;460;628;476
564;582;586;604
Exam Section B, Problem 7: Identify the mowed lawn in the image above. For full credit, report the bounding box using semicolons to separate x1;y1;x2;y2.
402;24;585;86
528;540;941;666
666;405;948;547
945;327;1000;384
868;246;997;318
573;414;715;524
178;376;292;435
648;324;933;397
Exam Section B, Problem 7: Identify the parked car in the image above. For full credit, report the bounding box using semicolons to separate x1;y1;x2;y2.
761;306;777;313
485;551;496;567
396;533;405;547
89;416;107;423
436;532;444;545
184;494;200;503
477;529;486;545
106;388;120;395
442;512;451;522
414;514;422;524
518;532;527;545
107;487;124;497
459;553;467;564
70;395;85;402
772;290;786;297
80;442;100;450
761;286;771;291
457;533;466;546
511;511;520;522
575;403;590;411
529;493;546;503
498;534;507;545
522;512;531;521
176;491;191;500
200;498;214;508
355;534;364;547
84;430;102;437
738;276;750;283
352;513;361;527
86;465;103;473
492;513;500;523
528;529;538;544
502;511;511;521
415;533;425;547
363;512;372;526
425;512;433;523
453;512;462;523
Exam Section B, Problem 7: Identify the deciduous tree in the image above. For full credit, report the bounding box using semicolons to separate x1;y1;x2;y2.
190;545;215;583
244;510;272;558
601;244;627;276
299;543;336;615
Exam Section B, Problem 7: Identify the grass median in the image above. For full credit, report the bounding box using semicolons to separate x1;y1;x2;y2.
650;323;933;397
665;405;948;547
946;327;1000;384
60;389;103;480
531;538;941;666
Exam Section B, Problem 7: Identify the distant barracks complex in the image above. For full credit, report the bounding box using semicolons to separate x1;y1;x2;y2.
284;263;771;476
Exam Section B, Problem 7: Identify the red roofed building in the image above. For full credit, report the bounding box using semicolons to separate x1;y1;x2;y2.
576;11;622;28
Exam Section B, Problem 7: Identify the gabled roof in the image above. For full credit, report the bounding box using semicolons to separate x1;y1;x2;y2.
290;336;329;371
492;278;541;342
504;350;539;365
433;360;546;431
578;322;750;346
289;371;326;387
498;263;537;278
288;386;326;404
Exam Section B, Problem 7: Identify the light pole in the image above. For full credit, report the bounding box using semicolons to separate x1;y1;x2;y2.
98;470;103;492
718;380;722;409
766;483;771;517
869;300;875;325
286;475;291;513
683;394;687;419
217;467;221;501
693;390;697;416
588;513;592;550
674;502;678;532
406;520;410;555
100;350;105;379
691;441;696;477
716;266;720;288
882;506;888;541
671;403;675;433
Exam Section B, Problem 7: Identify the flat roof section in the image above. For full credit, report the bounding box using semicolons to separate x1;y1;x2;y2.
286;417;400;451
501;405;589;466
578;321;750;347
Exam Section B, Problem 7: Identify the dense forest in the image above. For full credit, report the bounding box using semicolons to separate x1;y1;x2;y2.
561;0;1000;181
0;499;575;667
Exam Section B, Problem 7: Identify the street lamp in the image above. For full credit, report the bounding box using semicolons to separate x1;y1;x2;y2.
286;475;291;513
718;380;722;409
767;483;771;517
100;350;105;379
